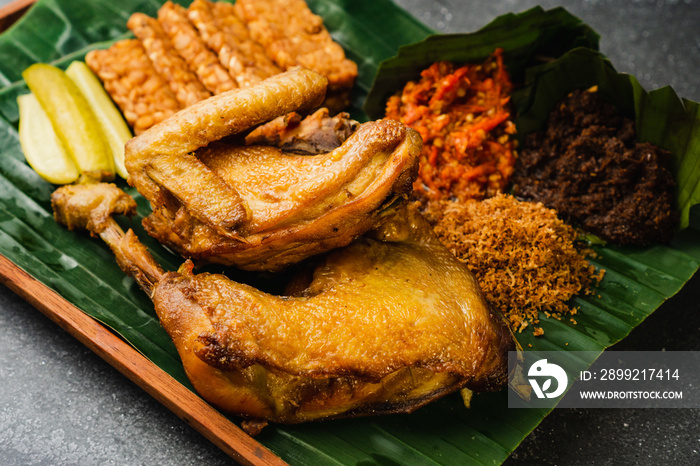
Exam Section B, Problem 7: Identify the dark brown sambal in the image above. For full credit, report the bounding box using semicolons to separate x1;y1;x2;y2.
511;88;677;246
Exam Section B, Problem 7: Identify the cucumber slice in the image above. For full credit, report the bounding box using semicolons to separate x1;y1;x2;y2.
17;93;80;185
66;61;132;179
22;63;115;180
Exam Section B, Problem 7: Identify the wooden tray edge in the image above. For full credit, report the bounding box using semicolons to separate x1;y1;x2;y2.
0;1;283;463
0;253;287;466
0;0;36;31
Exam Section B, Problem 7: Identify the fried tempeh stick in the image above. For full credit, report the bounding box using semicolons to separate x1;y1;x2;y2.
128;12;212;107
85;39;181;135
187;0;280;88
233;0;357;100
157;1;237;95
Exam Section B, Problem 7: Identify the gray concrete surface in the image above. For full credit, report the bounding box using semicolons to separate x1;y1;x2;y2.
1;0;699;464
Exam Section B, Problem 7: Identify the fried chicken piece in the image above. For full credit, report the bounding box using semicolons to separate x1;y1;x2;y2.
157;1;237;95
52;183;137;234
233;0;358;110
85;39;181;134
125;68;421;271
128;12;212;107
244;108;359;154
51;183;515;430
187;0;280;88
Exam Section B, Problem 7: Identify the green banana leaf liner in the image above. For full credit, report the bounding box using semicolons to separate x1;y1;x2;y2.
0;0;699;464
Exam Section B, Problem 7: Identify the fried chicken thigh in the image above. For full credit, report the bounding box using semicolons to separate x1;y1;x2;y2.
52;184;515;431
125;68;421;271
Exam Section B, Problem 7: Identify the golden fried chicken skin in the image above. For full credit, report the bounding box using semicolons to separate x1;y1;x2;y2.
52;183;515;431
124;68;421;271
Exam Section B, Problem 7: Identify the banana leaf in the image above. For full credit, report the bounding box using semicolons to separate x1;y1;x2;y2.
0;1;699;465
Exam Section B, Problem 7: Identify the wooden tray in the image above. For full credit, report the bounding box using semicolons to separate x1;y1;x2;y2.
0;0;34;31
0;252;286;465
0;4;285;463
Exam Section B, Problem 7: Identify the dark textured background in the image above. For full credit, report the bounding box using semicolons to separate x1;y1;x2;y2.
1;0;699;464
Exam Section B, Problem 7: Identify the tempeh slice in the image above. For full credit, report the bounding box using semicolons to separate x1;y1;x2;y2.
85;39;181;135
233;0;357;109
157;1;237;95
128;12;211;107
187;0;280;88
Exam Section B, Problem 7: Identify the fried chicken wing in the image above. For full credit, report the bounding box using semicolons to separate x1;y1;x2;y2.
125;68;421;271
52;183;515;431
